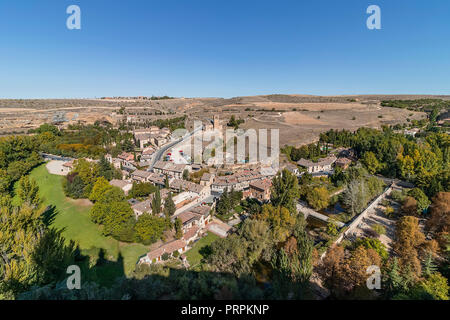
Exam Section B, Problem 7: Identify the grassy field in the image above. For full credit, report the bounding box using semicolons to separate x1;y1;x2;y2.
185;232;220;268
26;164;149;278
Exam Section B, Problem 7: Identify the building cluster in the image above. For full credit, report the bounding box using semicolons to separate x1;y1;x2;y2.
139;205;213;265
133;127;171;149
296;148;355;175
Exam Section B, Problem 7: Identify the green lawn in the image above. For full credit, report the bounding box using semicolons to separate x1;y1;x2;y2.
185;232;220;268
27;164;149;278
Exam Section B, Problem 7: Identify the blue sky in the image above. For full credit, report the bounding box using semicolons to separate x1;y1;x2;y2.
0;0;449;98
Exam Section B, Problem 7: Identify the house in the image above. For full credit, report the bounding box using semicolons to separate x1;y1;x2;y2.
131;170;153;183
284;163;299;175
134;133;154;149
335;157;352;170
200;173;214;187
176;211;204;232
61;161;74;174
175;205;212;232
297;155;337;174
109;179;133;196
249;179;273;202
132;199;153;217
131;191;171;217
183;226;201;244
211;170;264;194
146;173;170;188
139;239;188;265
153;161;188;179
260;166;277;177
116;152;137;170
172;192;200;209
118;152;134;162
169;179;210;197
154;136;168;147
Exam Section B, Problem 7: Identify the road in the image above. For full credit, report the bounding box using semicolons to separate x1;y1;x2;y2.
148;126;202;171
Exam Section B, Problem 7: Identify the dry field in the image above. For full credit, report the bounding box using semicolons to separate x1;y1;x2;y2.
0;94;442;144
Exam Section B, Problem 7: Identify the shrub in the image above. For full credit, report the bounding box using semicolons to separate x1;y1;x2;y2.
384;206;395;217
161;253;170;261
371;224;386;236
391;190;405;203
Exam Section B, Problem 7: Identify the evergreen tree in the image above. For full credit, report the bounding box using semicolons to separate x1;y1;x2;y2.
152;188;162;215
164;175;170;189
422;251;437;278
163;192;176;218
174;218;183;240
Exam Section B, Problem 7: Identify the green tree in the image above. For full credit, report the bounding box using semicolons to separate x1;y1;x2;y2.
182;169;189;181
407;188;431;214
134;214;170;245
271;169;300;214
306;186;329;210
362;151;382;174
152;188;162;215
164;175;170;188
17;176;41;207
129;182;157;199
102;201;134;237
89;177;111;202
164;192;176;218
174;218;183;240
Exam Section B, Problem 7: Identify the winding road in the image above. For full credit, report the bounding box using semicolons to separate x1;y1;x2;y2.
147;126;203;171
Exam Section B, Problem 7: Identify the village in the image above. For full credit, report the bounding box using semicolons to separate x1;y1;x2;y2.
42;114;366;270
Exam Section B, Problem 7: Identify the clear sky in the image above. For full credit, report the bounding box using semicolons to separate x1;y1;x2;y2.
0;0;449;98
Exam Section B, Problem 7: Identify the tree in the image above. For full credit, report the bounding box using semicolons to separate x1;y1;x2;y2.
362;151;381;174
342;179;368;217
216;188;233;217
164;192;176;218
260;205;296;243
401;197;418;216
89;177;111;202
271;169;300;214
63;173;85;199
306;186;329;210
393;216;425;279
102;201;134;237
98;156;120;181
416;273;449;300
134;214;170;245
426;192;450;249
174;218;183;240
151;188;162;215
129;182;157;199
17;176;41;207
182;170;189;181
164;175;170;189
0;195;75;299
407;188;431;214
326;219;339;236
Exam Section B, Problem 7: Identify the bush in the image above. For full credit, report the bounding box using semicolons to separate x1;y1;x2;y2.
161;253;170;261
384;206;395;218
391;190;405;203
371;224;386;235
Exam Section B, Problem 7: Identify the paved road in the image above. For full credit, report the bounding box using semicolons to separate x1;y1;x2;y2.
148;126;202;171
